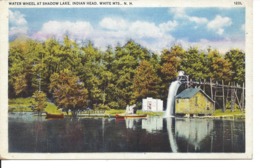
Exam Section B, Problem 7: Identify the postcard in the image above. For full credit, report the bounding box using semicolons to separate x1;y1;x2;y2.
0;0;253;159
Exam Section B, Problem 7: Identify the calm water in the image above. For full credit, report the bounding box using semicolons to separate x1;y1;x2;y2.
8;112;245;153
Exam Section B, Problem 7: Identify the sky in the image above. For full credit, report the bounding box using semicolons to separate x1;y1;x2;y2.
9;7;245;53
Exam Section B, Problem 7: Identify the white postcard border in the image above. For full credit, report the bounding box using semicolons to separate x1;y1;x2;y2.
0;0;253;159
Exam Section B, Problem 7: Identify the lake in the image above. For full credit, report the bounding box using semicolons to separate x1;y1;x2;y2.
8;112;245;153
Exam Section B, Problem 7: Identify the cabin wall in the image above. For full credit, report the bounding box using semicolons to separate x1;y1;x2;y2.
175;99;190;113
175;92;214;115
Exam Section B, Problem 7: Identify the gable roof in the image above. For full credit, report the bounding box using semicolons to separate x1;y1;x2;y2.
176;87;215;102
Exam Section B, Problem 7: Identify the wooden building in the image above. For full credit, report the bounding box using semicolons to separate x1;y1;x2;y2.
175;87;215;116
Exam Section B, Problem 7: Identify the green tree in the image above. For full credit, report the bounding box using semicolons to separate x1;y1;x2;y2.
79;41;104;108
59;35;81;71
133;60;161;103
9;38;42;97
99;46;116;108
224;49;245;84
49;69;88;117
160;45;183;101
31;91;47;115
40;38;63;94
8;35;245;111
13;73;27;96
111;40;152;108
180;47;210;80
160;45;183;82
208;49;231;82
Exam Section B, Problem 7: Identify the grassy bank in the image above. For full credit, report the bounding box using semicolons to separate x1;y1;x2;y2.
44;103;63;114
136;110;164;116
104;109;125;115
9;98;63;114
9;98;244;119
104;109;164;117
211;109;245;119
213;109;245;116
9;98;34;112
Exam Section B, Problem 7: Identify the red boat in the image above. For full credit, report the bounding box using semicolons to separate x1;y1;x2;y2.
46;112;64;119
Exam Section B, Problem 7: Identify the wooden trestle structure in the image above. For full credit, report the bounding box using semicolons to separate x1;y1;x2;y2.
182;79;245;112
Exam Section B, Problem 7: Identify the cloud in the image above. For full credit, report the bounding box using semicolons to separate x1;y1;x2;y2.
99;17;128;30
176;38;244;54
169;8;234;36
96;19;176;53
32;18;176;53
26;9;242;54
188;16;208;24
169;8;186;18
33;21;93;41
159;20;178;32
129;21;163;38
9;10;28;37
169;8;208;25
207;15;232;35
128;21;175;51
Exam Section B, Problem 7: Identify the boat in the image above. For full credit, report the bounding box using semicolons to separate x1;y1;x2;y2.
45;112;64;119
115;114;147;119
115;114;125;119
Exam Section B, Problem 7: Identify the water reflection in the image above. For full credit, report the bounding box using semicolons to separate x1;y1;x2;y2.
125;118;141;130
174;118;213;152
165;117;178;152
141;117;163;133
8;112;245;153
174;118;245;152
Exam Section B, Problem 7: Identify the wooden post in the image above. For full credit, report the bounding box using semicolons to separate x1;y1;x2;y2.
222;80;226;112
241;83;245;111
225;82;230;107
203;79;206;91
214;86;218;111
210;78;213;99
234;89;242;110
214;89;217;102
231;83;235;112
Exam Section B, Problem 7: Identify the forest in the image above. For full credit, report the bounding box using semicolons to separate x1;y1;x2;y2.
8;36;245;113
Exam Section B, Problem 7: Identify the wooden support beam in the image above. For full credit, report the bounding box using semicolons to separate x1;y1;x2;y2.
190;81;244;89
226;82;230;108
183;79;245;112
234;89;242;110
241;83;245;111
231;83;235;112
203;79;206;91
210;78;213;99
222;80;226;112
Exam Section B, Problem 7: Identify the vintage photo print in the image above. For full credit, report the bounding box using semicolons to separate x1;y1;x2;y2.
0;0;253;159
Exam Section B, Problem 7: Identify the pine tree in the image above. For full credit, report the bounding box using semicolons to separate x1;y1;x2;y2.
133;60;161;105
49;69;88;117
31;91;47;115
225;49;245;85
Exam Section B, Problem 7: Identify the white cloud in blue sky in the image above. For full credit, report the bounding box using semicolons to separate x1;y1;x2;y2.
9;10;28;37
9;8;245;53
207;15;232;35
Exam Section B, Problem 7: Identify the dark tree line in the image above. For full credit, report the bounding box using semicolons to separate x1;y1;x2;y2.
9;36;245;111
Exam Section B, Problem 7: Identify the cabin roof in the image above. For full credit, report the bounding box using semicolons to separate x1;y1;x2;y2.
176;87;214;102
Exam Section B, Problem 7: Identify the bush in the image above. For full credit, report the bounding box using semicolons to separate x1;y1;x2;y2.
45;103;62;114
31;91;47;113
108;101;120;109
96;104;110;110
225;101;240;110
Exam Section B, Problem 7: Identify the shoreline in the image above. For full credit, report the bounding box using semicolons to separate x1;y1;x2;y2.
8;110;245;120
